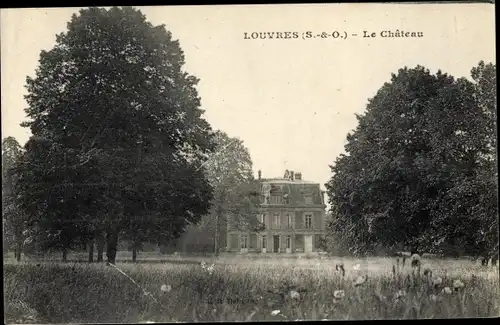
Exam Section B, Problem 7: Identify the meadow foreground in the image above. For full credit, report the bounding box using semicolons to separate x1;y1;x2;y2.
4;256;500;323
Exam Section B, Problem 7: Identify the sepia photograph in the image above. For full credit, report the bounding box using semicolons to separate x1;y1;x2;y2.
1;3;498;323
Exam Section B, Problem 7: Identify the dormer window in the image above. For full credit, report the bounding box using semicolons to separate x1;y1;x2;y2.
304;194;313;205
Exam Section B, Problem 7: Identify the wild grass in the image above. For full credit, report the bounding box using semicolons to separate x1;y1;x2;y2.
4;256;499;323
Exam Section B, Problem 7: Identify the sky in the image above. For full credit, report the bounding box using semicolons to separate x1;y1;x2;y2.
1;4;496;200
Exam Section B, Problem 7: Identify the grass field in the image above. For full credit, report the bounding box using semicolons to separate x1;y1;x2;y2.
4;253;500;323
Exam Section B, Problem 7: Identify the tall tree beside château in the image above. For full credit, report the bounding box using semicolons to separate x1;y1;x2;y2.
18;7;215;263
325;63;497;258
2;137;25;261
178;131;259;255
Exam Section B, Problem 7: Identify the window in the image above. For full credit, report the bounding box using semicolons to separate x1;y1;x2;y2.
304;195;313;204
286;235;291;249
304;214;312;229
257;214;266;229
286;214;293;228
240;235;248;249
270;195;282;204
261;235;266;249
274;214;281;229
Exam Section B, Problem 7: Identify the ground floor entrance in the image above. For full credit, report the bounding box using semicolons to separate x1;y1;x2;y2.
273;235;280;253
304;235;313;253
227;232;325;253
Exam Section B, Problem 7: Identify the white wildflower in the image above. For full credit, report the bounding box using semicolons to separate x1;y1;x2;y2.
354;275;367;287
442;287;452;294
353;264;361;271
271;310;281;316
160;284;172;293
394;289;406;300
453;279;465;290
333;290;345;299
432;276;443;286
430;294;438;302
289;290;300;300
411;254;421;267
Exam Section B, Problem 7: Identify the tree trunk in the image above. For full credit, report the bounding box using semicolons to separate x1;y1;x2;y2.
15;227;22;262
106;230;118;264
96;232;105;262
132;238;140;262
214;214;219;257
87;238;94;263
15;238;22;262
62;247;68;262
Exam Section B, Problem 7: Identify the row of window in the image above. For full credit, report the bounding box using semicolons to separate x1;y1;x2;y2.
257;213;313;229
266;194;314;205
239;235;293;249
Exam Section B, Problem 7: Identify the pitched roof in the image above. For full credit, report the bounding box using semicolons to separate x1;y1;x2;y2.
261;178;317;184
257;178;325;206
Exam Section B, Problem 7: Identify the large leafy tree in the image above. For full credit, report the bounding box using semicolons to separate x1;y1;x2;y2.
326;63;497;258
176;131;260;255
471;61;498;264
2;137;25;261
15;136;99;261
422;62;498;262
18;7;214;263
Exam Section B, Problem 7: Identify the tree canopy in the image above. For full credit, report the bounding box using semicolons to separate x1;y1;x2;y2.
325;62;497;259
173;131;259;255
15;7;215;263
2;137;25;259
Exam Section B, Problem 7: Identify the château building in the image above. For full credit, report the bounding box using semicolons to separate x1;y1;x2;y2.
226;170;328;253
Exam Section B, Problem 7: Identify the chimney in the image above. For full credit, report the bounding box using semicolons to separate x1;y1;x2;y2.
295;172;302;180
290;170;294;180
258;170;262;180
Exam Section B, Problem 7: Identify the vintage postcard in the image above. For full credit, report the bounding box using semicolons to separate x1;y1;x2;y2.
1;3;497;323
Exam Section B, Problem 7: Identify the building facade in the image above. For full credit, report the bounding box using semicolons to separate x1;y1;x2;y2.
226;170;328;253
